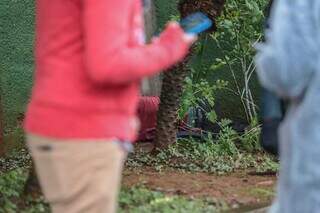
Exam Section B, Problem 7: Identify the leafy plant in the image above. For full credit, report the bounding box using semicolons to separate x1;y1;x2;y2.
179;75;228;120
0;168;49;213
128;125;277;174
210;0;268;122
238;119;261;152
214;119;239;156
0;168;27;212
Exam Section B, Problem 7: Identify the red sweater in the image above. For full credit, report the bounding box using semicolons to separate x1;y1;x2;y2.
24;0;190;141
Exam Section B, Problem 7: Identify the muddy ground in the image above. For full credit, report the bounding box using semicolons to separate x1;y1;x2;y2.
122;167;277;212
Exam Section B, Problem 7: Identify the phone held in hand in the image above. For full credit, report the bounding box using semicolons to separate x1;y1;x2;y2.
180;12;213;35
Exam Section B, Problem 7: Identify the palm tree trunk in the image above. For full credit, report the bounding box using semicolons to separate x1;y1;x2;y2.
154;0;226;150
154;57;191;149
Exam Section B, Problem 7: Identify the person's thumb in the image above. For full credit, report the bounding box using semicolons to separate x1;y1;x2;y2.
183;34;197;44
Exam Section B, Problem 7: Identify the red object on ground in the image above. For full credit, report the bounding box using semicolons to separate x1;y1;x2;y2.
137;97;160;133
136;96;201;143
24;0;191;142
137;97;160;142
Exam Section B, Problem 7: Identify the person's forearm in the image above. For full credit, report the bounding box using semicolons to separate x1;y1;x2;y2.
83;0;189;85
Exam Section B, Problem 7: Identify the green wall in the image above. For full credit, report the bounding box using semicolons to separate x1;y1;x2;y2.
0;0;35;132
155;0;178;28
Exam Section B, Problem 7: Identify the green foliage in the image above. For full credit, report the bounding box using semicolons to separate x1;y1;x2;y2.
255;155;279;173
119;186;227;213
129;122;278;174
175;0;270;160
0;168;27;212
238;119;261;153
210;0;268;122
176;0;269;122
0;168;49;213
179;75;228;119
214;0;266;54
214;119;239;156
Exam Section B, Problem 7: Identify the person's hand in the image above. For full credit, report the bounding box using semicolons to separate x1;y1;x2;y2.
155;22;197;63
156;21;197;45
183;33;197;44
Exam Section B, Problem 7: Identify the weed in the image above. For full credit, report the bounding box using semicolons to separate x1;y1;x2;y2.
0;168;27;212
128;121;278;174
119;186;228;213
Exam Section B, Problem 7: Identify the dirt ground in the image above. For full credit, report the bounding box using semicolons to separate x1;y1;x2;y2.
123;167;277;211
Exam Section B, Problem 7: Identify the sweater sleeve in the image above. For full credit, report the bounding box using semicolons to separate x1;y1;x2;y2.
255;0;320;99
82;0;189;85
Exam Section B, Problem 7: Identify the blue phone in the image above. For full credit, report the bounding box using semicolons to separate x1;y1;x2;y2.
180;12;213;35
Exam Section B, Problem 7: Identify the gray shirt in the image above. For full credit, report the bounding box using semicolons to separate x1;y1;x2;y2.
255;0;320;212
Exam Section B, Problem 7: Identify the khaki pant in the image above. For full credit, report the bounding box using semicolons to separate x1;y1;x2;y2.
26;135;126;213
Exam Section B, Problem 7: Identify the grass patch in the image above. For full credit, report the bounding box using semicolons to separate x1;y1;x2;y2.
119;186;228;213
248;188;275;199
0;169;228;213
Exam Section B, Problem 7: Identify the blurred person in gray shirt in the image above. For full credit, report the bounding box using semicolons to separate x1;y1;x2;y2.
255;0;320;212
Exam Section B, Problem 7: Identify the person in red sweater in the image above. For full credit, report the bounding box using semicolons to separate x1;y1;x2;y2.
24;0;195;212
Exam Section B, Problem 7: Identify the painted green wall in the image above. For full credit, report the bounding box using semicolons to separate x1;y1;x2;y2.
0;0;35;132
